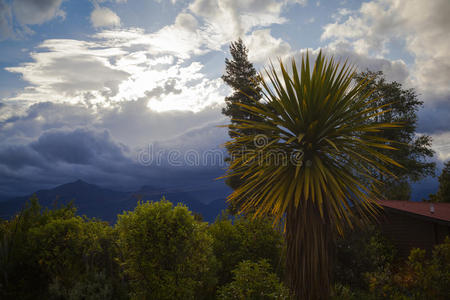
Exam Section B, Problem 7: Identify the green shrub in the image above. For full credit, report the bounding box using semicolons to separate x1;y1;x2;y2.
0;196;124;299
217;260;290;300
115;199;217;299
209;214;285;286
334;225;395;290
366;236;450;300
49;271;115;300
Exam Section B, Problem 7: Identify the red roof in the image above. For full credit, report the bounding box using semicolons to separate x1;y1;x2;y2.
377;200;450;223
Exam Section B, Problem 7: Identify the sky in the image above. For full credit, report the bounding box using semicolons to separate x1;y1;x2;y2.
0;0;449;200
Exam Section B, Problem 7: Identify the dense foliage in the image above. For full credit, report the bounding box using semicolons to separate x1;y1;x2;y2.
0;196;124;299
332;230;450;300
334;225;396;291
0;197;285;299
115;199;217;299
354;71;435;200
365;237;450;300
429;161;450;202
2;196;448;299
217;260;291;300
209;213;285;285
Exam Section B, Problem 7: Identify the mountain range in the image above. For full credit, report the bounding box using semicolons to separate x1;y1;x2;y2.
0;180;229;223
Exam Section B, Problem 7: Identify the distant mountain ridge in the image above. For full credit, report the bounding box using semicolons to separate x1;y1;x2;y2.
0;180;228;223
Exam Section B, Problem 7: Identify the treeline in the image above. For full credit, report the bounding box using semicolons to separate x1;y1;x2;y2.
0;196;449;299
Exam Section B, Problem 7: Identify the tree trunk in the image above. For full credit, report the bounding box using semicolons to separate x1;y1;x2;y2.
285;200;332;300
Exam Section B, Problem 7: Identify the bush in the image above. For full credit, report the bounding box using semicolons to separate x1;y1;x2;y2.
115;199;217;299
49;271;114;300
334;225;395;290
217;260;290;300
0;196;124;299
209;214;285;285
366;236;450;299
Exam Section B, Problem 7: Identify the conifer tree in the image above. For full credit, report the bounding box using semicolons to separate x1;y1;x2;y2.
430;161;450;202
222;39;262;194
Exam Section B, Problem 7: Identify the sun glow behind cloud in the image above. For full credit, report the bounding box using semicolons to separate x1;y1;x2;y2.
4;30;227;112
4;0;298;113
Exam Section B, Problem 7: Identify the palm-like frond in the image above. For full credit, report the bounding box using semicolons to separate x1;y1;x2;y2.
223;51;401;299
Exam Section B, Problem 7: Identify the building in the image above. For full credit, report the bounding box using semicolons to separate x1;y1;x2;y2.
376;200;450;258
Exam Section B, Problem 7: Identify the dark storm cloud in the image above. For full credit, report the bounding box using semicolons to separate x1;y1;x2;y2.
0;100;229;198
30;128;129;165
0;127;142;197
0;128;130;171
417;97;450;134
0;144;44;170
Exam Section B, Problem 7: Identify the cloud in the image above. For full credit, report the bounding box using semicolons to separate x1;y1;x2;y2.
90;6;121;28
0;100;229;198
286;44;409;87
189;0;286;46
174;12;198;32
321;0;450;98
288;0;307;6
0;99;227;153
31;128;129;164
91;1;291;60
323;42;409;84
3;0;296;112
245;29;292;64
0;0;13;40
5;29;229;112
417;97;450;135
0;127;135;196
430;131;450;161
12;0;65;25
143;13;209;59
0;0;65;40
319;0;450;162
6;39;130;105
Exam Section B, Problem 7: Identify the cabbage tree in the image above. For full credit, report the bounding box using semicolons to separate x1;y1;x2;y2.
224;52;400;299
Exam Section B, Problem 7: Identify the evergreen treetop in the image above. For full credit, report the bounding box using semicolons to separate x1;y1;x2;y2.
222;38;262;133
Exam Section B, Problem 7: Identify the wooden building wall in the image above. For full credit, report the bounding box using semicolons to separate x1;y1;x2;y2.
378;208;450;258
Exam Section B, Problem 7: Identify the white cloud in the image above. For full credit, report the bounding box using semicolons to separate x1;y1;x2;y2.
92;15;206;60
90;6;121;28
323;42;409;84
319;0;450;162
0;0;65;39
244;29;292;64
12;0;65;25
321;0;450;99
431;132;450;161
95;1;293;60
189;0;286;46
146;13;209;59
6;39;129;105
5;28;228;112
